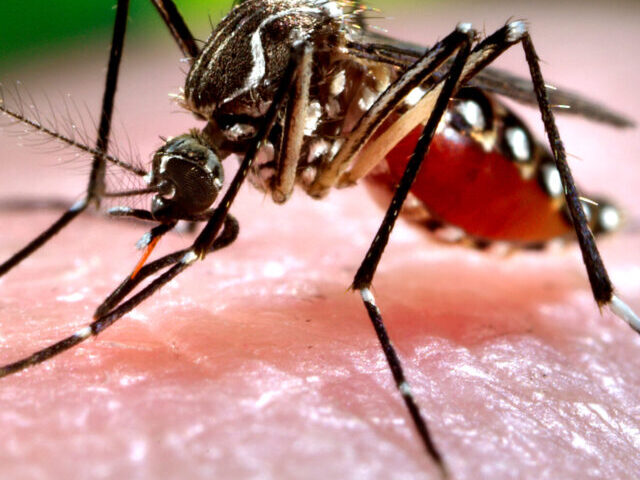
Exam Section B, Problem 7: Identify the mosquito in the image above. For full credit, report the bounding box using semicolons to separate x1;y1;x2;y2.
0;0;638;477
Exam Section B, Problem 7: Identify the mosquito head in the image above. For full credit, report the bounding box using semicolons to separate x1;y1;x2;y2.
148;133;224;221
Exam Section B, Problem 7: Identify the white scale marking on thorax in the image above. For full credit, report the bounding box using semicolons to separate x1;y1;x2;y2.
221;6;324;104
191;1;262;87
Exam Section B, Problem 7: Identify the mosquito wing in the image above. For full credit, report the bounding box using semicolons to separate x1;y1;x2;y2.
355;29;635;128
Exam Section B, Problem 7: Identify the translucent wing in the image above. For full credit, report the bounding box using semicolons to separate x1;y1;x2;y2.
353;28;635;128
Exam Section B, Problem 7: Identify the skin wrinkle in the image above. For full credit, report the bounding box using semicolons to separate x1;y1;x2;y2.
0;1;639;479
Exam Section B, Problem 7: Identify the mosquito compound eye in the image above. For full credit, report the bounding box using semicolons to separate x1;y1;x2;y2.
150;133;224;219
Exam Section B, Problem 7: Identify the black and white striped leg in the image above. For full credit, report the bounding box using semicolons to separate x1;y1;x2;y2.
439;22;639;331
518;33;639;332
108;207;155;222
93;214;236;319
149;0;199;60
0;214;238;379
380;21;639;331
353;28;474;478
0;0;130;277
360;287;446;471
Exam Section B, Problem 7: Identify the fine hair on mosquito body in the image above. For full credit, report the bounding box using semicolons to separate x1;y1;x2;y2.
0;1;639;479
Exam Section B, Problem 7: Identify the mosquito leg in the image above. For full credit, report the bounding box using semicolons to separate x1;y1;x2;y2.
149;0;199;60
355;21;637;470
89;0;129;203
351;28;473;478
308;28;473;198
92;39;312;352
0;39;306;378
340;24;528;186
352;21;639;330
442;21;638;333
0;199;85;276
518;32;640;332
193;41;311;256
94;214;238;319
0;0;130;278
272;40;313;203
108;207;155;222
0;214;238;379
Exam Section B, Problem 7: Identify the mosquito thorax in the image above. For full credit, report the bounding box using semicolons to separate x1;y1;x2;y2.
184;0;346;119
148;133;224;221
181;0;396;198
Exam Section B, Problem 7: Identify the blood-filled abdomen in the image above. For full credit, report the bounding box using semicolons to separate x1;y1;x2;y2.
366;88;620;246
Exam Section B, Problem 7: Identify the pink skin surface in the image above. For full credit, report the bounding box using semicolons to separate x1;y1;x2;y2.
1;2;639;479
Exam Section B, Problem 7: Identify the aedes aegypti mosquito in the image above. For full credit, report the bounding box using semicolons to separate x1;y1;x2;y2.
0;0;639;477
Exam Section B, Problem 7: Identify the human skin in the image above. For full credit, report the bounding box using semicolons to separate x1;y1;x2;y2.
0;1;639;479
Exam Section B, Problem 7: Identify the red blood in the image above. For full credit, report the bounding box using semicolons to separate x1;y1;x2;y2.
385;125;572;243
